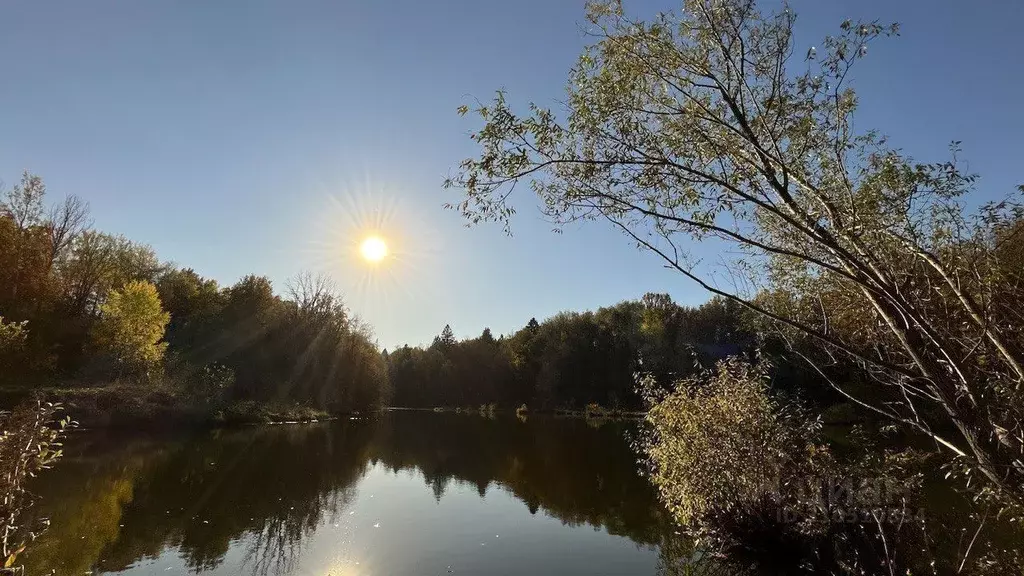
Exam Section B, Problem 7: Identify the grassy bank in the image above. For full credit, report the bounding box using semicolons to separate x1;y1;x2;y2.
0;386;332;429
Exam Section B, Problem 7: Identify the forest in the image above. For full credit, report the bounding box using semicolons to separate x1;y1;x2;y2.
1;170;785;422
0;172;387;421
387;295;766;411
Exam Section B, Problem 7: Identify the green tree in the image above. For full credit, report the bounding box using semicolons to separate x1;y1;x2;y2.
448;0;1024;503
155;267;224;362
91;280;170;379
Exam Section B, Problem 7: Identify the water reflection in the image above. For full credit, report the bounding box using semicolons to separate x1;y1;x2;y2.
23;412;727;576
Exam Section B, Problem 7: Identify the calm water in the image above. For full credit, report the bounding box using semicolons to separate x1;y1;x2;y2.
22;412;707;576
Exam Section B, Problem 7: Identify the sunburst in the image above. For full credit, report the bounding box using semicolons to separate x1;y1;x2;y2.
296;169;444;332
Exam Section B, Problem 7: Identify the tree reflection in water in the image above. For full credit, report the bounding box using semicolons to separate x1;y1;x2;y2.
23;412;730;575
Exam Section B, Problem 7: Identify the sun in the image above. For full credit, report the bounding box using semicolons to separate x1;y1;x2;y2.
359;235;388;263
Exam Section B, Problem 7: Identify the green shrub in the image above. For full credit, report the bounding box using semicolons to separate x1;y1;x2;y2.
644;359;821;526
180;363;234;402
642;358;937;573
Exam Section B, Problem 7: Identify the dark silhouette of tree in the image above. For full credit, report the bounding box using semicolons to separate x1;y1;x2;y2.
432;324;456;351
386;296;760;411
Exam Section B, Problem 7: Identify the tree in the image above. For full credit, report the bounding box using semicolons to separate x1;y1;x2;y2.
91;280;170;379
60;231;162;317
155;268;224;356
0;172;46;231
0;211;54;320
45;195;90;268
448;0;1024;502
432;324;456;352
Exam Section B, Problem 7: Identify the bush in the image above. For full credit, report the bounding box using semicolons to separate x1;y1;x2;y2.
642;358;933;574
48;385;201;428
179;363;234;403
644;358;823;526
515;404;528;416
584;403;607;418
0;317;28;386
219;401;328;425
0;400;70;567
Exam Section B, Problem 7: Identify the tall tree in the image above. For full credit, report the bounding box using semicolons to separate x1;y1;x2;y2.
447;0;1024;500
432;324;457;352
0;172;46;231
155;267;224;363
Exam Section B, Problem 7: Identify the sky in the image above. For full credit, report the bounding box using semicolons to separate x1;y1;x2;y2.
2;0;1023;350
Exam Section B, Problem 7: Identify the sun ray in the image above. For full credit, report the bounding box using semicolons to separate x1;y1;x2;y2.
294;170;446;343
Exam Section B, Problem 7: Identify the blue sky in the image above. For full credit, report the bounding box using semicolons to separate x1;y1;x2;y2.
2;0;1022;349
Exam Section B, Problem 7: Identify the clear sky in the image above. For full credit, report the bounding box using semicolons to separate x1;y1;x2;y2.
2;0;1022;350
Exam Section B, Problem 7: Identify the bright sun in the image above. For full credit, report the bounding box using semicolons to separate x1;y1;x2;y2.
359;235;388;263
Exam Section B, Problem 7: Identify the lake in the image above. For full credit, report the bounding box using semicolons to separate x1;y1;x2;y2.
22;411;709;576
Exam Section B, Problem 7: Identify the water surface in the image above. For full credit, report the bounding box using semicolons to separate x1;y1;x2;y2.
24;412;699;576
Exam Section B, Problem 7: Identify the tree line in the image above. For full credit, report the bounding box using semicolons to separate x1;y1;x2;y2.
3;169;798;419
0;172;388;413
387;294;773;411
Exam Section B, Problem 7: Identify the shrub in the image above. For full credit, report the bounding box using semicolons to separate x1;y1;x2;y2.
515;404;528;416
644;358;823;526
0;318;28;386
181;363;234;403
0;401;70;567
642;358;934;573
